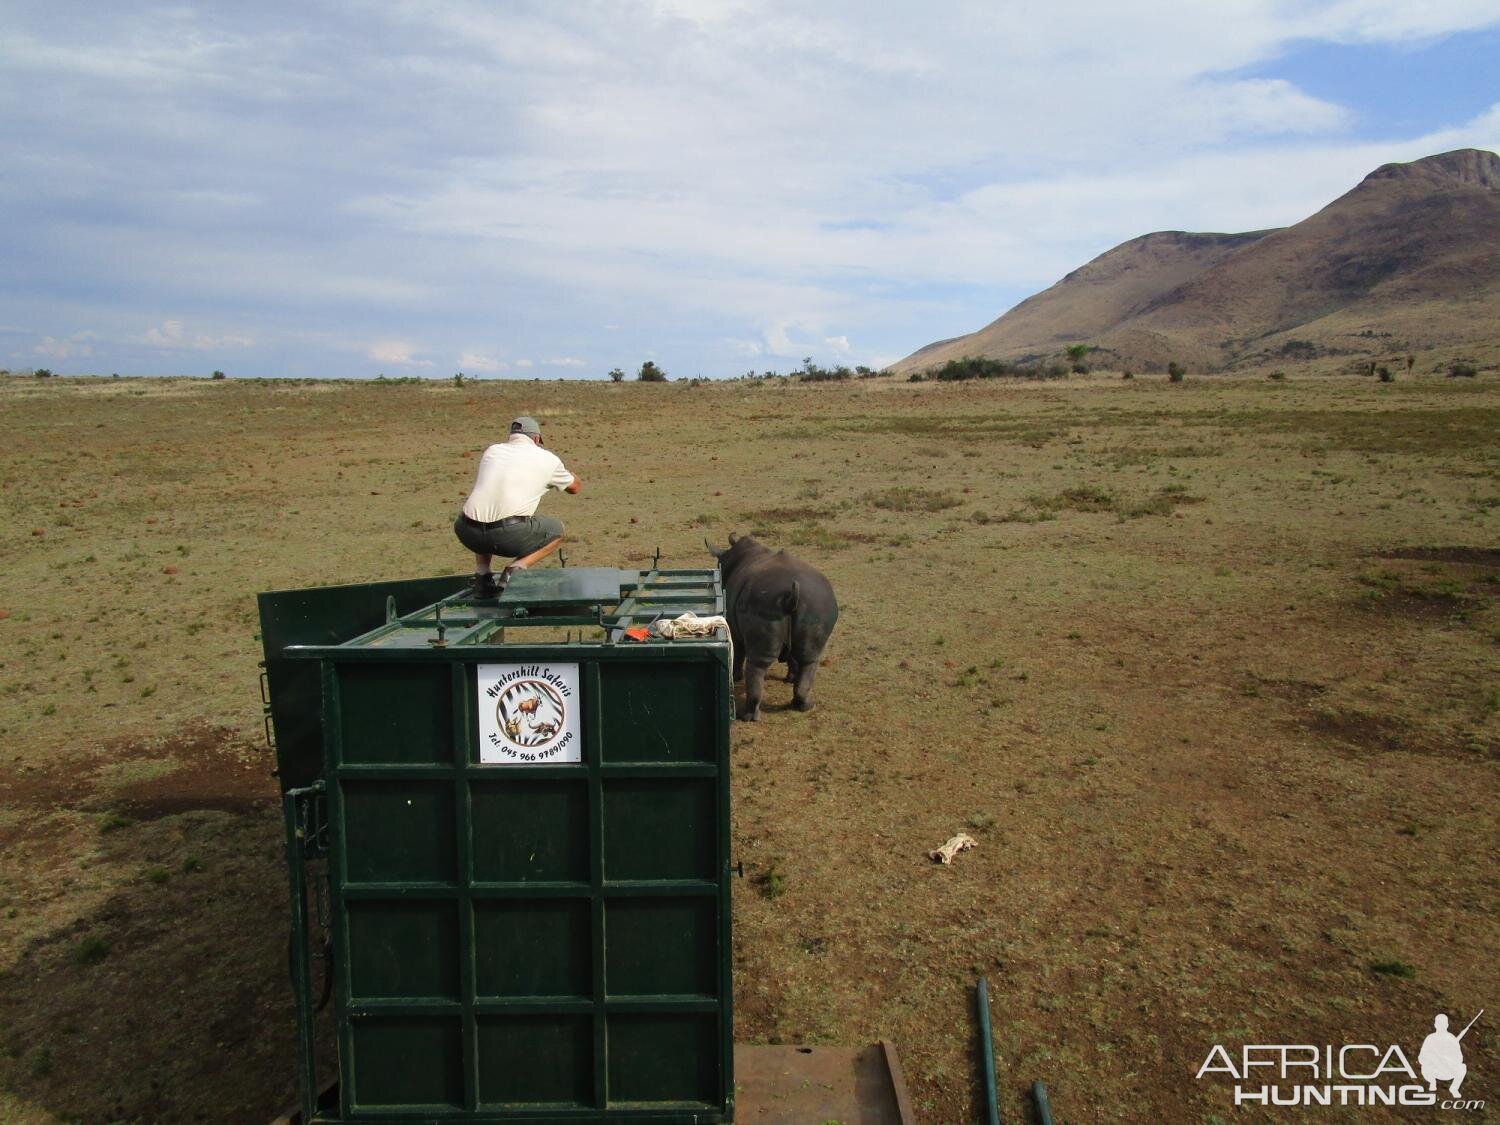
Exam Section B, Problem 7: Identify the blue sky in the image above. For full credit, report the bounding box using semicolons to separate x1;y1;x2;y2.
2;1;1498;380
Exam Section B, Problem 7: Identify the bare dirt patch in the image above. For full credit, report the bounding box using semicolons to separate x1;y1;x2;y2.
1374;544;1500;567
1358;586;1477;622
0;725;272;837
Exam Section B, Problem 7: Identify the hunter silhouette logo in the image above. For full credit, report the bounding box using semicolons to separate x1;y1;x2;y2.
1421;1011;1481;1098
477;662;581;763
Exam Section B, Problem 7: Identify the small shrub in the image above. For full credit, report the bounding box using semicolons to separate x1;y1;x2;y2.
75;935;109;964
1377;366;1394;382
29;1046;55;1079
637;360;668;382
98;810;133;833
796;358;853;382
143;866;169;885
951;664;982;687
869;486;961;512
1032;485;1115;513
211;370;226;380
1118;487;1202;519
1370;959;1416;978
1268;370;1286;381
181;855;204;874
759;859;787;899
1448;361;1477;378
34;368;54;379
908;372;925;382
1167;361;1185;383
1122;370;1133;380
608;367;625;383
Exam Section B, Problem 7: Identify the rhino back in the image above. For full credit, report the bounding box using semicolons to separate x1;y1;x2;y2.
727;552;836;625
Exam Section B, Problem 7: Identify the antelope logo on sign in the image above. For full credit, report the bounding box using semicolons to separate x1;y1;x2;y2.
498;679;565;748
477;663;581;763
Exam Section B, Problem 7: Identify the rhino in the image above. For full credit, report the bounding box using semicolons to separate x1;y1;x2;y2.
706;532;839;721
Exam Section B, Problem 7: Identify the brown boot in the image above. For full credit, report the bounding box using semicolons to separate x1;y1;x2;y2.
469;572;501;602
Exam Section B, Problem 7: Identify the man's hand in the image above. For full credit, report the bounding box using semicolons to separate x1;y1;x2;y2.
565;475;581;495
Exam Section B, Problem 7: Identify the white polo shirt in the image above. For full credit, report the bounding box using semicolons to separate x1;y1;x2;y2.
462;435;575;522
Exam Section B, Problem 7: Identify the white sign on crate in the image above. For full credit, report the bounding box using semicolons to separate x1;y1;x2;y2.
476;662;582;764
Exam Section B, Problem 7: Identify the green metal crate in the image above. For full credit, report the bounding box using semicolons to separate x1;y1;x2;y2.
262;566;734;1123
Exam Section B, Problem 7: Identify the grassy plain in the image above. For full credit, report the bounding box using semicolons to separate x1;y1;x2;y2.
1;368;1497;1122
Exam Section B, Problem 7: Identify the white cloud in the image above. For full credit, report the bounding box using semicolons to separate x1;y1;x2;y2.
138;319;253;351
514;359;534;368
1295;0;1500;42
458;351;508;372
35;334;94;358
367;339;432;367
542;356;587;367
143;320;186;346
823;335;850;353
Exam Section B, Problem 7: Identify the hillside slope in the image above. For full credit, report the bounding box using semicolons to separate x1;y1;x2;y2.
893;148;1500;374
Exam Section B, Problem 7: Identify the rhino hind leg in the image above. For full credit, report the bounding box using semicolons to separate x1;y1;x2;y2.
789;626;831;712
792;661;818;711
739;657;773;721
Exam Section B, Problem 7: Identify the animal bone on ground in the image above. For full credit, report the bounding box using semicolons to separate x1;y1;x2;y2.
928;834;978;865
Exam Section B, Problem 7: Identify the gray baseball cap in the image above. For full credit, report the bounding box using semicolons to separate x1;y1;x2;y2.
510;416;541;436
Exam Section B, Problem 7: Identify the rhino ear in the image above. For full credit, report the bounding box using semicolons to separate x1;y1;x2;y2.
705;538;726;559
728;531;741;545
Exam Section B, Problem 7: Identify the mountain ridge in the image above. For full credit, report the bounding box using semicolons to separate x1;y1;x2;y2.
891;148;1500;374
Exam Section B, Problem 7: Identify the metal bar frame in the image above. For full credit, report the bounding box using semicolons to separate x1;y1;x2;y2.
284;784;324;1125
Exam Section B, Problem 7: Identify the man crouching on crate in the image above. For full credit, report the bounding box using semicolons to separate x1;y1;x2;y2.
454;415;581;600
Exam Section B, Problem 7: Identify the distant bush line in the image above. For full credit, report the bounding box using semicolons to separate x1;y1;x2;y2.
912;356;1069;383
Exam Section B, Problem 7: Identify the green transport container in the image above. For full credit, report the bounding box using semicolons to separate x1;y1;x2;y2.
258;564;734;1123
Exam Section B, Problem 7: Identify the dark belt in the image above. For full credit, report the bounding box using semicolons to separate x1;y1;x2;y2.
463;514;529;529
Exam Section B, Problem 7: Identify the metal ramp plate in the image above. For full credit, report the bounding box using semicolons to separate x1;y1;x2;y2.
273;1043;914;1125
492;566;626;606
734;1042;915;1124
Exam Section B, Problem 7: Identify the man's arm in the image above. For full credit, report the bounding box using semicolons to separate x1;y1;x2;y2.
548;457;580;494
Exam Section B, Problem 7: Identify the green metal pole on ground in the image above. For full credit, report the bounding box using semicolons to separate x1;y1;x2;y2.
977;978;1000;1125
1032;1080;1053;1125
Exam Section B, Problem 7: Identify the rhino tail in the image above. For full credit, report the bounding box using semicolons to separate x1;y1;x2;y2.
783;579;800;615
